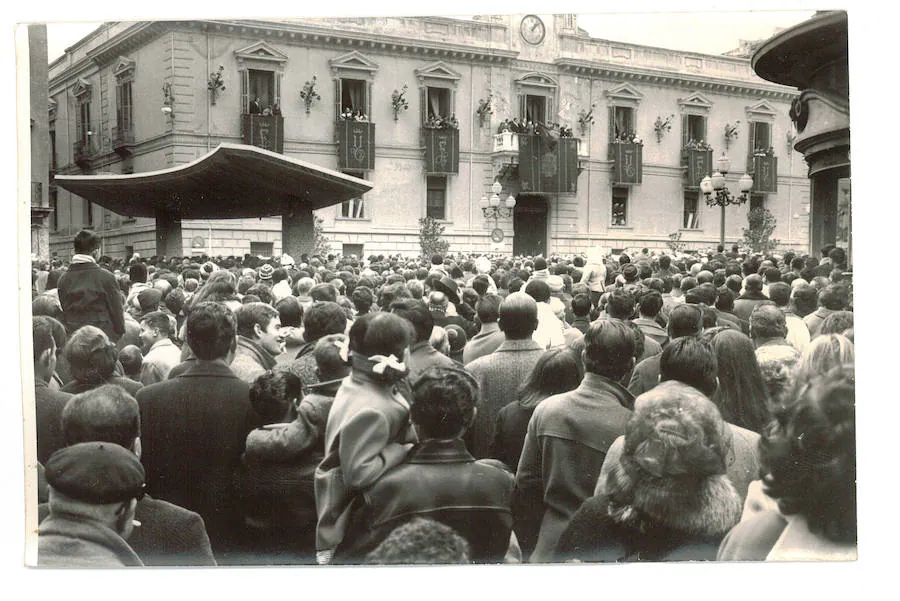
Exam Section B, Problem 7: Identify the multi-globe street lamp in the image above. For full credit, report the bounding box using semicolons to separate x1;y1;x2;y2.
700;154;753;248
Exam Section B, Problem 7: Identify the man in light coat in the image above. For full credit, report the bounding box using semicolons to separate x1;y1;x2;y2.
465;292;545;459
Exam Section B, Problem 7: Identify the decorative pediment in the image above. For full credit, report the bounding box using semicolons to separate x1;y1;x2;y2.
678;91;714;114
414;61;462;88
329;50;379;79
113;56;136;81
234;40;288;71
515;72;558;89
604;83;644;106
745;99;778;122
48;97;57;121
72;77;92;99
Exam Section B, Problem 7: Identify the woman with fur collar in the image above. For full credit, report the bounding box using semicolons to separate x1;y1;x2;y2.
554;381;742;562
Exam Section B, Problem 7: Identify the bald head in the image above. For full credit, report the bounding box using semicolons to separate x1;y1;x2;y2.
749;303;787;343
499;291;538;340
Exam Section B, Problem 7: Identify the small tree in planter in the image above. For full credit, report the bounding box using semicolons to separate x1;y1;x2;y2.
419;216;450;259
314;216;332;257
743;207;780;254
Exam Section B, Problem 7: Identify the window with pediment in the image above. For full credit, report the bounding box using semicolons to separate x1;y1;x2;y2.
72;78;93;146
515;73;557;126
746;100;777;157
415;61;461;126
605;83;643;142
330;51;378;121
113;57;136;141
234;41;288;114
679;92;714;148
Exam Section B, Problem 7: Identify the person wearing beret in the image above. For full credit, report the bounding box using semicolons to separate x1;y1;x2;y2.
39;441;146;567
38;385;217;566
553;381;742;562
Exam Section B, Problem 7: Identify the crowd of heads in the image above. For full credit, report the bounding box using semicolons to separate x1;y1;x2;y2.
30;231;855;565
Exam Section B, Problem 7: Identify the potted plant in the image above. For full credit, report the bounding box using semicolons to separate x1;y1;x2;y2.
207;65;226;105
476;95;493;127
653;114;674;143
724;121;740;150
300;74;321;115
577;104;595;136
391;84;409;120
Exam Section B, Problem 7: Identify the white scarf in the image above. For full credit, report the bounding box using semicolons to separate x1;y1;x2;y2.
70;254;96;265
766;514;856;562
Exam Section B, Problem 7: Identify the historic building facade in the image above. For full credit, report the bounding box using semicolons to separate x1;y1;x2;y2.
48;15;806;260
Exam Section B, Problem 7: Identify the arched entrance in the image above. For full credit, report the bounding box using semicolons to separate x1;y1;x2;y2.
513;195;548;257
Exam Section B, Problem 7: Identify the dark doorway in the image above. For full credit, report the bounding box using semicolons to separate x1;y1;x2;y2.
811;166;849;256
513;195;548;256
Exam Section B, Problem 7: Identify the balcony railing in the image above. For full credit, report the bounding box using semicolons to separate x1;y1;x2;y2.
609;141;643;185
111;125;135;156
241;114;284;154
337;120;375;171
73;140;94;169
423;128;459;174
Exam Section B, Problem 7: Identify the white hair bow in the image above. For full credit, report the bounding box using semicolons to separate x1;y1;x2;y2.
369;354;406;375
333;337;350;363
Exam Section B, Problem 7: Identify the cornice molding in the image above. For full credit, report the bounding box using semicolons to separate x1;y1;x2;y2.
555;58;797;101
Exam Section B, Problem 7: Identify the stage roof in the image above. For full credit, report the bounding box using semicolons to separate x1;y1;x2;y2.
54;143;374;219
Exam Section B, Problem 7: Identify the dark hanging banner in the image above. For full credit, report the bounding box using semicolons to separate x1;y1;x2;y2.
241;114;284;154
752;155;778;193
610;142;643;185
682;148;713;188
518;134;579;194
338;120;376;171
424;128;459;174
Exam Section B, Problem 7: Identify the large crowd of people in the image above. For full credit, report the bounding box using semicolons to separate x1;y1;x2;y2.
29;229;856;565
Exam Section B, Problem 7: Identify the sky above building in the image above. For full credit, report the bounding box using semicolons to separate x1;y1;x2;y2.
45;9;816;63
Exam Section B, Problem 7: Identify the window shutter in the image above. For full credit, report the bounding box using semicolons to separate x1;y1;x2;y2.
518;94;525;120
115;84;122;132
240;70;249;114
700;117;707;144
125;83;132;132
451;89;456;120
274;72;282;112
334;78;342;121
366;81;372;120
609;105;617;143
546;96;554;125
681;114;689;148
747;121;756;167
420;87;427;125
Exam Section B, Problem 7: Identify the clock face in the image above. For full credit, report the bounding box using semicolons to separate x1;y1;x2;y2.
520;15;546;46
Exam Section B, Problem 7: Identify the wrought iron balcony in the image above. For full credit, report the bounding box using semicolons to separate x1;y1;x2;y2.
111;126;135;156
336;120;375;171
73;140;94;169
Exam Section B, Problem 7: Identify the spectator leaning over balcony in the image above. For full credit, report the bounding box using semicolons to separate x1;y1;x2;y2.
57;230;125;344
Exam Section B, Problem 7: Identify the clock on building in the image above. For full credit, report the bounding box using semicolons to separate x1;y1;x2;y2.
520;15;546;46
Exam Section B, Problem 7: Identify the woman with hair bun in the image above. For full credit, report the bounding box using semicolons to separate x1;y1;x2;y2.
314;312;417;564
718;366;856;560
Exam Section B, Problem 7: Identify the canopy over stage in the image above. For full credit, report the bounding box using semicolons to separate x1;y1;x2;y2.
54;143;374;257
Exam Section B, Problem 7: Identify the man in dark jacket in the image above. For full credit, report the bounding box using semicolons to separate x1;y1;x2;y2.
514;318;635;562
136;301;258;561
38;384;216;566
57;230;125;343
732;274;769;326
336;367;514;563
627;304;703;398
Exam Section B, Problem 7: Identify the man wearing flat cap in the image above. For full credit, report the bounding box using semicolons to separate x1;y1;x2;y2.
39;441;146;567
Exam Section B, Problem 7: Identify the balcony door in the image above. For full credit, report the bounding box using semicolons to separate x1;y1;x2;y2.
513;195;548;257
523;94;547;125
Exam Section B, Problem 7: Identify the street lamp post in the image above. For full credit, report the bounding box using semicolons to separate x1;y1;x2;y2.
479;180;516;229
700;154;753;248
